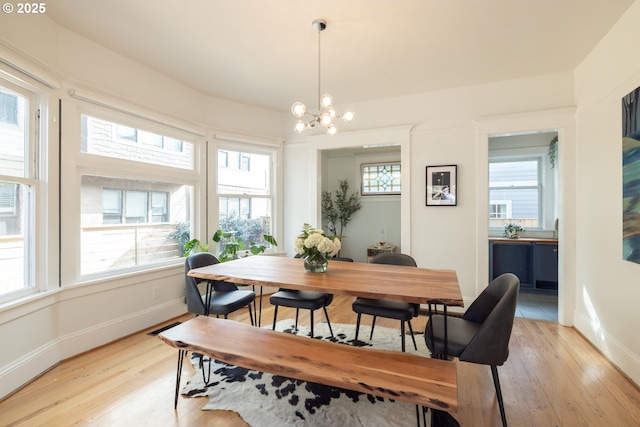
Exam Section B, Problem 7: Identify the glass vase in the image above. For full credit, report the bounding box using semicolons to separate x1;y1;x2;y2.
304;252;328;273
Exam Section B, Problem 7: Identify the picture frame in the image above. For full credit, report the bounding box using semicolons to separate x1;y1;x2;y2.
426;164;457;206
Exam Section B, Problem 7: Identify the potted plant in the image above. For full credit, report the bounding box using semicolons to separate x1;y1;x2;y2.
293;223;341;272
503;223;524;239
321;179;361;256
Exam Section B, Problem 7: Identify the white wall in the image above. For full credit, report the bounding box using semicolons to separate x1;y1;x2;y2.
573;1;640;387
0;16;284;399
284;74;575;308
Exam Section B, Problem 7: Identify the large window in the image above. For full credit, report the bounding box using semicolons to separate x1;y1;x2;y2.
79;115;196;276
217;149;273;251
489;159;540;228
0;83;37;299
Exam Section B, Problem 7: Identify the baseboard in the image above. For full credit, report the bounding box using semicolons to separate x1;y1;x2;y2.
574;310;640;388
0;299;186;401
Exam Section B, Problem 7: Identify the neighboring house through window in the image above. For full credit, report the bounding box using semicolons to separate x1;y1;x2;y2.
78;115;196;276
489;159;540;228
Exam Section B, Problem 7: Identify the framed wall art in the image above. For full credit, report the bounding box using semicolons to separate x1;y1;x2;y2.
426;164;457;206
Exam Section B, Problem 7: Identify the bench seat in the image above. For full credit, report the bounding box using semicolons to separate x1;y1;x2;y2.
160;316;457;414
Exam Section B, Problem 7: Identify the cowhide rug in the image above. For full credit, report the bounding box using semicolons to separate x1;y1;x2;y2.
181;319;433;426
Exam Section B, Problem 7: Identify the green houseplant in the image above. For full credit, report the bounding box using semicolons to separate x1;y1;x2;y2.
183;229;277;260
321;179;361;256
503;223;524;239
293;223;341;272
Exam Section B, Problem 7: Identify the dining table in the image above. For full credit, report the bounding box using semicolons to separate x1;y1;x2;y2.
187;254;464;326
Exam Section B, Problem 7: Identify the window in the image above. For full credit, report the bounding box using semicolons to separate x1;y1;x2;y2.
217;148;273;251
489;159;540;228
102;189;169;224
0;81;38;300
77;114;197;277
361;162;401;195
82;115;192;167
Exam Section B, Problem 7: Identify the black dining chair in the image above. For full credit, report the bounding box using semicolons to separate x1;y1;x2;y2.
424;272;520;427
185;252;255;325
352;252;419;352
270;256;353;338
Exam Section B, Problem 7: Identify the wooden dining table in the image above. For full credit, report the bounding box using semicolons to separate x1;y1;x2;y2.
187;254;464;326
188;255;463;303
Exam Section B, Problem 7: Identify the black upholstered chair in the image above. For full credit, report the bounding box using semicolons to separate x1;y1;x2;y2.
185;253;255;325
425;272;520;427
270;256;353;338
352;252;419;352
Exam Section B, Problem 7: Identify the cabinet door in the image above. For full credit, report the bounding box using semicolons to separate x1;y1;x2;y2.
491;242;532;286
535;243;558;289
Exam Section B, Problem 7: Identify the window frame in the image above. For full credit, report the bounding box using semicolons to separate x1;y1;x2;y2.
64;102;203;282
488;156;543;230
360;161;402;196
0;73;47;303
213;141;280;256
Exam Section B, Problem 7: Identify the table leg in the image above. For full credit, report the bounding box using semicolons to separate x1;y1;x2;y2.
174;349;186;409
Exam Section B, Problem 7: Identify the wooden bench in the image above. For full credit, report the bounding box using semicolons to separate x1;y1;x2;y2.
159;316;457;417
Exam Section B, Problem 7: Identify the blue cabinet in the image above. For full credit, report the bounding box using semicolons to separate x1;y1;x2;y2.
489;239;558;293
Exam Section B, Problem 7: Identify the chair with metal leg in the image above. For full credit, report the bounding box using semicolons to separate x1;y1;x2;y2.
424;272;519;427
352;252;419;352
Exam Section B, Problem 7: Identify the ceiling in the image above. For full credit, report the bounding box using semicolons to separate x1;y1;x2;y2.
45;0;633;113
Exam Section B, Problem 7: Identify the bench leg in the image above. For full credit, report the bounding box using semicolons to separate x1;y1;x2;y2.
174;349;186;409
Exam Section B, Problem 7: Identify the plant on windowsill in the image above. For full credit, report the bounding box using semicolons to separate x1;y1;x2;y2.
183;230;277;260
503;223;525;239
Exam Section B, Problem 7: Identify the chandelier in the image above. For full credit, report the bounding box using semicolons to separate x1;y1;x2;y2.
291;19;354;136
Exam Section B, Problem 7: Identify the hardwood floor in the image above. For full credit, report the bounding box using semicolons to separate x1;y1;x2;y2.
2;295;640;427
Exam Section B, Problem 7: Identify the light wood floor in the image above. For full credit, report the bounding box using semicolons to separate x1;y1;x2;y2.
2;295;640;427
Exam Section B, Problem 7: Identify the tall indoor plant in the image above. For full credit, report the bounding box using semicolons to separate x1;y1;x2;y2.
321;179;361;256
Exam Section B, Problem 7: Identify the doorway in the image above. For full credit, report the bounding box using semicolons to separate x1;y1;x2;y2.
488;131;559;322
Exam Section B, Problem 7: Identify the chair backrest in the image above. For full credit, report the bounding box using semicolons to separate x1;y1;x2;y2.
458;273;520;366
184;252;238;315
370;252;417;267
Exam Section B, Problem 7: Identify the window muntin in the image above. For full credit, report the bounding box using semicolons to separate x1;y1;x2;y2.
361;162;401;195
81;115;193;169
217;149;273;252
81;175;192;276
489;159;540;228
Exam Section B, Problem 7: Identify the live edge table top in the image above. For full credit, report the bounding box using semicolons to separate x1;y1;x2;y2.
159;316;458;413
187;255;463;307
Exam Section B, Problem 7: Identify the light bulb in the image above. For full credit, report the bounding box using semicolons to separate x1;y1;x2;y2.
320;113;332;126
327;124;337;135
327;108;336;118
294;120;306;133
291;102;306;117
342;111;354;122
320;93;333;108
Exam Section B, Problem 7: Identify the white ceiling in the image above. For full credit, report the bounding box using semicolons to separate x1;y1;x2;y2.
45;0;633;113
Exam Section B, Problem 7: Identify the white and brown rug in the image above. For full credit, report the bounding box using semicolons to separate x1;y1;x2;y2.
181;319;433;426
